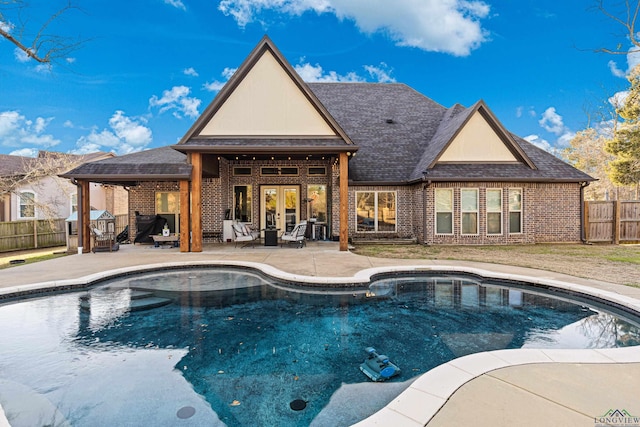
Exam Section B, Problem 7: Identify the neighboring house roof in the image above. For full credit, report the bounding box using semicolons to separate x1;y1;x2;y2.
0;151;113;177
60;146;191;183
0;154;38;177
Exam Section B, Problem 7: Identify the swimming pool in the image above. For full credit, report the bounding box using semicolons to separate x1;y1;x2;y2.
0;267;638;426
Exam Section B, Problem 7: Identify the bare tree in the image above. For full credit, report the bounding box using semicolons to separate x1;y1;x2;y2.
1;152;84;221
594;0;640;55
0;0;84;65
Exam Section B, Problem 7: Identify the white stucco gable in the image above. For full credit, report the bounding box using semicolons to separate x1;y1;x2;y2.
198;50;336;137
438;111;518;163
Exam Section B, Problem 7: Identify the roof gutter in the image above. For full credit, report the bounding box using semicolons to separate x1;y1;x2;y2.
59;174;191;181
171;145;358;154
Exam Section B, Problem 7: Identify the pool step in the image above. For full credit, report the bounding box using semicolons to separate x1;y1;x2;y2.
129;290;155;300
79;292;172;312
129;296;172;311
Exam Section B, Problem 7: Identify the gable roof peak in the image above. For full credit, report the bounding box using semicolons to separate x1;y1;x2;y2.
177;35;355;146
425;99;537;170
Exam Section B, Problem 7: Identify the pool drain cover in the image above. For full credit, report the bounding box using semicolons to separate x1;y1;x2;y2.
290;399;307;411
177;406;196;419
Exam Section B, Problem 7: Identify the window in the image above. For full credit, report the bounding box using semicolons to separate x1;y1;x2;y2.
356;191;396;232
233;167;252;176
509;189;522;233
19;191;35;218
71;193;78;214
261;167;298;176
307;184;327;222
460;189;478;235
435;189;453;234
308;166;326;176
233;185;252;222
156;192;180;233
486;189;502;235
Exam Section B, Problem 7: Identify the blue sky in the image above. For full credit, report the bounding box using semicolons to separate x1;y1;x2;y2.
0;0;637;157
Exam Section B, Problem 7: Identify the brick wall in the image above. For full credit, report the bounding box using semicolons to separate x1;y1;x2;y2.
128;181;180;238
423;182;582;245
127;172;583;246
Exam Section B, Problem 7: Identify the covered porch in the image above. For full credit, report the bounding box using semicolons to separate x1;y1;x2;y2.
63;147;354;254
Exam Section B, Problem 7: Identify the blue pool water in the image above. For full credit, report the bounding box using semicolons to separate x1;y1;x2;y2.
0;268;638;427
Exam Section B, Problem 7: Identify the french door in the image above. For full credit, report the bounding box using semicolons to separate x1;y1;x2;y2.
261;186;299;232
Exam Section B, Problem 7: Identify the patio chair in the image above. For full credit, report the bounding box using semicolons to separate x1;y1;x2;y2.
280;221;307;248
232;223;259;248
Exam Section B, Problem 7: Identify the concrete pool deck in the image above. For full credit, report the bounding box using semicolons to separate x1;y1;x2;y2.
1;241;639;427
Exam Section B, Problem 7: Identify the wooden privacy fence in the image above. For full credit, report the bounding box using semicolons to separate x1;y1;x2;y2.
0;219;67;252
584;200;640;243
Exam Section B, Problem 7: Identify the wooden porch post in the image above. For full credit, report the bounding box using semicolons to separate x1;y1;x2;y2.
179;179;190;252
191;152;203;252
80;180;91;253
339;152;349;251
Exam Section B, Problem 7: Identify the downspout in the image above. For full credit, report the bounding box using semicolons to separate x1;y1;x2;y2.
422;179;431;245
71;178;83;255
580;181;590;244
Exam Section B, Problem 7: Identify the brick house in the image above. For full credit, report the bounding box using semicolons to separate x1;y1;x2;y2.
62;36;594;252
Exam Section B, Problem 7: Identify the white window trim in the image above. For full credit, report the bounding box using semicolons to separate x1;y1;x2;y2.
509;188;523;234
18;190;36;219
435;188;454;235
355;191;397;233
486;188;503;236
460;188;479;236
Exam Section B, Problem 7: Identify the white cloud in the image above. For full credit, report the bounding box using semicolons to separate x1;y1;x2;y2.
74;111;152;155
203;80;227;92
204;67;237;92
0;21;14;34
294;62;365;82
14;47;31;63
364;63;396;83
164;0;186;10
539;107;566;135
608;60;626;78
537;107;574;149
109;111;153;146
609;90;628;110
149;85;201;118
608;45;640;77
218;0;490;56
9;148;38;157
0;110;60;149
524;134;552;152
183;67;199;77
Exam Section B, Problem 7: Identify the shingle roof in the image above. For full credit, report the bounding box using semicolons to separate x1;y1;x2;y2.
61;83;593;185
60;146;191;180
308;82;446;183
1;151;113;177
0;154;37;176
309;83;593;183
